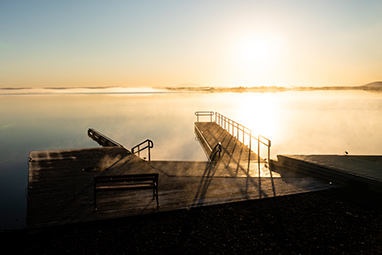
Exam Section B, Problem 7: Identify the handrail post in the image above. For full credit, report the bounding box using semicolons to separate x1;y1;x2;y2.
258;135;260;164
132;139;154;161
249;130;252;150
242;127;245;144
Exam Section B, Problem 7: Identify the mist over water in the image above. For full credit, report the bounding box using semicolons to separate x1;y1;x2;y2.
0;90;381;229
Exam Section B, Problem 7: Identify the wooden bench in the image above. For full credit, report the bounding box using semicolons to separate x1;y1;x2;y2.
94;173;159;211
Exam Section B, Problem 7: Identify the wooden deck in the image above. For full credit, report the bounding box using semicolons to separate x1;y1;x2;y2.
272;155;382;189
194;122;269;177
26;122;336;229
27;147;156;228
27;146;332;229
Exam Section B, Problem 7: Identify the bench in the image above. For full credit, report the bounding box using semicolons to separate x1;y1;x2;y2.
94;173;159;211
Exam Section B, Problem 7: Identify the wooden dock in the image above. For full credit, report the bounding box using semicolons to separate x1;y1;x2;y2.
194;121;268;177
27;147;153;228
26;116;337;229
272;155;382;190
27;147;332;229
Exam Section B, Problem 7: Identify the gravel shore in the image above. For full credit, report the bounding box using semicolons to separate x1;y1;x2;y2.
2;186;382;254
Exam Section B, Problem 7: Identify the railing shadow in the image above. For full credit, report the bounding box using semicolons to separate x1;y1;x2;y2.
191;161;219;207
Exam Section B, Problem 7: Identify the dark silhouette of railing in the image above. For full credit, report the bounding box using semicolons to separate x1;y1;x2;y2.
131;139;154;161
210;142;222;160
194;121;222;162
88;128;125;148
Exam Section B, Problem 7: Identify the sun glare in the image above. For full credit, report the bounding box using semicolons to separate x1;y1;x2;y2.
238;34;283;63
235;93;279;139
234;33;285;80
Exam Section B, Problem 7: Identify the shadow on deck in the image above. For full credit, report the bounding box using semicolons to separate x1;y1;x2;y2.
27;147;332;229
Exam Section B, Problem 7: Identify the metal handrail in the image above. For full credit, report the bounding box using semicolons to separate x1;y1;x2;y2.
194;123;213;160
88;128;125;148
194;123;222;162
215;112;271;163
195;111;214;122
210;142;222;160
131;139;154;161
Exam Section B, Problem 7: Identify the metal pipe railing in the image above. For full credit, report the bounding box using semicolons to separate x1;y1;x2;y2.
131;139;154;161
194;123;221;162
195;111;214;122
88;128;125;148
214;112;271;163
211;142;222;159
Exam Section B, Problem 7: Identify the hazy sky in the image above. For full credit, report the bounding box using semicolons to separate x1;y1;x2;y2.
1;0;381;88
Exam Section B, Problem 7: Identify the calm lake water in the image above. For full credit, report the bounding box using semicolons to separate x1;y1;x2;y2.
1;90;381;229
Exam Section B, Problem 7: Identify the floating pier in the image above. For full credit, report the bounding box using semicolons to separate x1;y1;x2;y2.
28;111;380;229
272;155;382;190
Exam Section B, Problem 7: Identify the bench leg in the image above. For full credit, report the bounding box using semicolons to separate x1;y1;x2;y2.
94;182;97;211
94;196;97;211
155;184;159;207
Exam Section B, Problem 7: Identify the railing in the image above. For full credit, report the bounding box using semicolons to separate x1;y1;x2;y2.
195;111;214;122
214;112;271;164
131;139;154;161
194;123;221;162
88;128;125;148
210;142;222;160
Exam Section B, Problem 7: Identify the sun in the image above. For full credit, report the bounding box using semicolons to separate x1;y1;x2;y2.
237;34;282;64
235;93;279;138
234;33;284;79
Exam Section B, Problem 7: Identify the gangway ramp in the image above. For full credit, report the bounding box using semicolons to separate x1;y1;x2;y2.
194;112;271;177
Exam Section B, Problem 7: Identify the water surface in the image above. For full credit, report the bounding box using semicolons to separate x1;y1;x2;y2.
1;90;381;229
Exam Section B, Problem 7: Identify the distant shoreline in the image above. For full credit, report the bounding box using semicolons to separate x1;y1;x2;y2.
1;81;381;95
162;81;382;93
